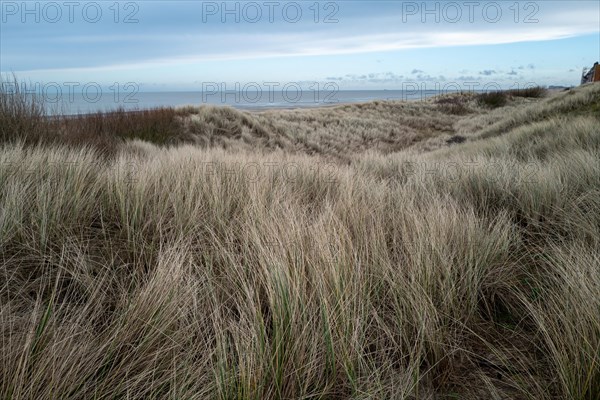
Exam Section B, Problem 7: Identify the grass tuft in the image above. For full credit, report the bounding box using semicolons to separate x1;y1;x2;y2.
1;78;599;399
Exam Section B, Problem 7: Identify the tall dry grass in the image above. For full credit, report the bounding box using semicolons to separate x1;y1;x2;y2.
0;81;599;399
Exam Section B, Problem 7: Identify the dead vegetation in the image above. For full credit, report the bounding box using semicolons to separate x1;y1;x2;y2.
1;78;599;399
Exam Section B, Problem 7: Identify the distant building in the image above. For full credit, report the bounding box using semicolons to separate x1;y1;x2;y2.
581;62;600;84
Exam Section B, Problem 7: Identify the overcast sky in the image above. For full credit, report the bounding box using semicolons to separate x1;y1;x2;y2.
1;1;599;90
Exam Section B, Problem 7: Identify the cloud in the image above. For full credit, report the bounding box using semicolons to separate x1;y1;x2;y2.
327;72;406;84
517;64;536;71
507;70;519;76
411;69;424;74
479;70;497;76
4;0;600;77
415;74;447;82
12;21;599;75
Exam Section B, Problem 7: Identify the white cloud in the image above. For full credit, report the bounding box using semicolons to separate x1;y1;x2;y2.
10;0;599;76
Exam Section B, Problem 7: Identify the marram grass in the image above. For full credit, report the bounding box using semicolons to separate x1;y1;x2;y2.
1;83;599;399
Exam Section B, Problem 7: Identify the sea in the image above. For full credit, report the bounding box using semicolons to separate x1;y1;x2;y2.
41;90;447;115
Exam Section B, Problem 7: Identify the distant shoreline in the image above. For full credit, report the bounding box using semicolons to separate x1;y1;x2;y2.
46;101;362;118
41;89;443;117
43;87;573;117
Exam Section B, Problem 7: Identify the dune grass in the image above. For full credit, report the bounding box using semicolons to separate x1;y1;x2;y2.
0;80;599;399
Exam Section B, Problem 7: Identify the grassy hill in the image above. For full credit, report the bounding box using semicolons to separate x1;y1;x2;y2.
1;82;599;399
